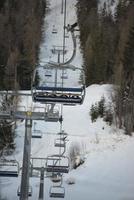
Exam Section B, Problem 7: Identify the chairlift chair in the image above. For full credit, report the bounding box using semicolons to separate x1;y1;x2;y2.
54;138;66;148
45;105;60;122
49;186;65;198
0;159;19;177
52;25;58;34
45;69;52;77
32;130;42;138
61;70;68;79
57;130;68;136
65;34;69;38
31;64;86;105
46;155;69;174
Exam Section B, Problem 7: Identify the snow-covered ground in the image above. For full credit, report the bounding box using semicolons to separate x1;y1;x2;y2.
1;84;134;200
1;0;134;200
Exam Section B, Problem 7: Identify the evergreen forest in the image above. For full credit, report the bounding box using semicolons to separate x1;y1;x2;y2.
77;0;134;135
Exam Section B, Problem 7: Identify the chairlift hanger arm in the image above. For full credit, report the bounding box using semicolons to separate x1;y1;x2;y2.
46;62;85;72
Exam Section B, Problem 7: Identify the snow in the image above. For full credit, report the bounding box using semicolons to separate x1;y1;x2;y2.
1;0;134;200
1;84;134;200
98;0;119;15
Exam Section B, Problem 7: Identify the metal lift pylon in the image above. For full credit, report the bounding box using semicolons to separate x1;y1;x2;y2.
20;115;32;200
38;167;45;200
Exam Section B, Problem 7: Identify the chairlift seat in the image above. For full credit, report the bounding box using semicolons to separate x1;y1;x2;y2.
32;130;42;138
52;28;58;34
0;160;19;177
46;165;69;173
45;70;52;77
0;170;18;177
65;34;69;38
33;95;82;104
45;117;59;122
32;135;42;138
46;155;69;173
57;131;68;136
49;186;65;198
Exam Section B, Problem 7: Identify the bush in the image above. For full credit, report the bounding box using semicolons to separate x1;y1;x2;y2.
98;96;105;118
104;109;113;125
90;96;113;125
90;96;105;122
90;103;99;122
69;142;85;169
0;122;15;153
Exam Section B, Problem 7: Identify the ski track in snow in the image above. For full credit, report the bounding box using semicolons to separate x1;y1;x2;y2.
1;0;134;200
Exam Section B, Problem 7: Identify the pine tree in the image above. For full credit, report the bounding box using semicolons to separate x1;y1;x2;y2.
123;26;134;73
98;96;105;118
90;104;99;122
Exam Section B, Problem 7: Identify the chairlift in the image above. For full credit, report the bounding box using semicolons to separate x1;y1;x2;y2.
45;105;60;122
46;155;69;174
32;130;42;138
0;159;19;177
52;25;58;34
51;47;67;55
31;64;85;105
49;186;65;198
57;130;68;136
54;138;66;148
45;70;52;77
17;186;32;196
65;34;69;38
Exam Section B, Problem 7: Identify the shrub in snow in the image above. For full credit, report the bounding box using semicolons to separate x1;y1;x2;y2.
90;96;113;125
98;96;105;118
103;108;113;125
69;142;80;168
69;142;85;169
73;155;85;169
90;103;99;122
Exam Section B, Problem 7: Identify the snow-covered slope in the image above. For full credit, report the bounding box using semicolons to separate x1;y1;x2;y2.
1;84;134;200
39;0;82;66
1;0;134;200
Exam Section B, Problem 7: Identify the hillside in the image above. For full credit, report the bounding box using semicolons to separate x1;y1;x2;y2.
77;0;134;135
0;0;134;200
